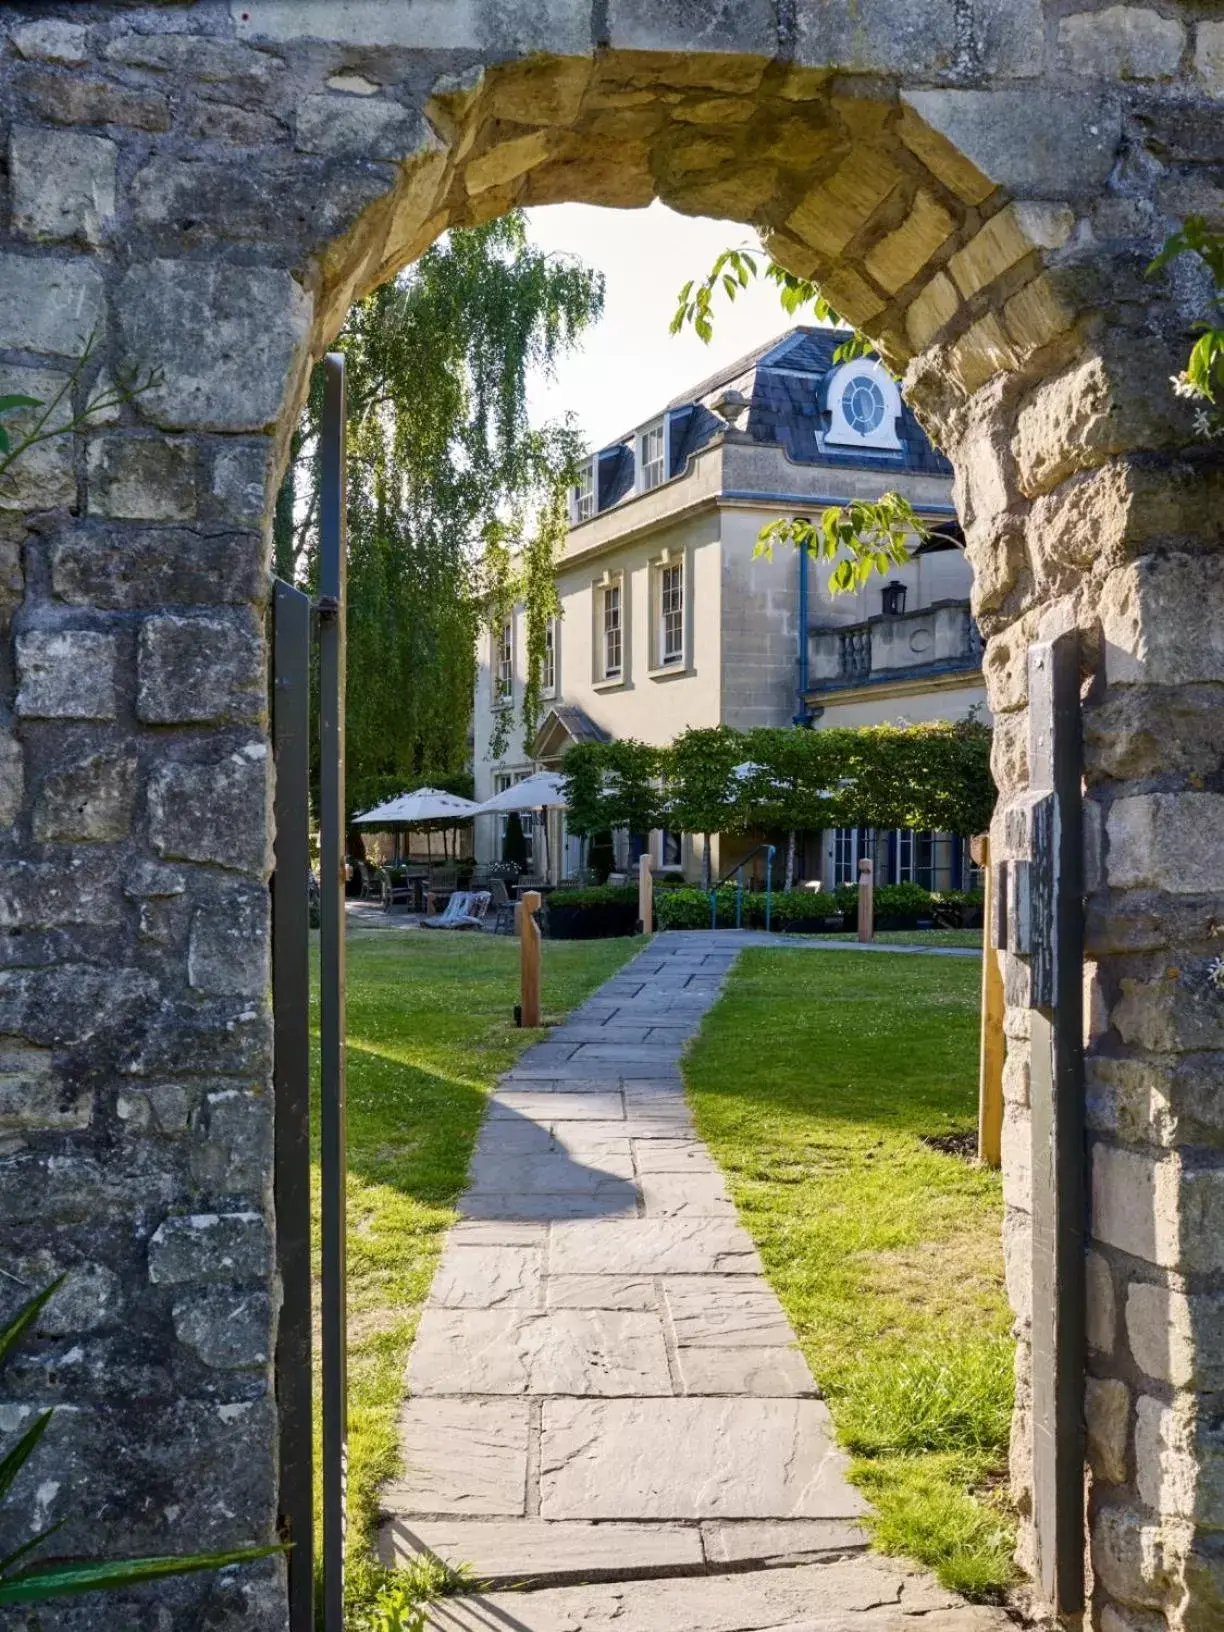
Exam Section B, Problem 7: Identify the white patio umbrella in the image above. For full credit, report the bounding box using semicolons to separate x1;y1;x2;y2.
353;786;482;863
473;771;569;878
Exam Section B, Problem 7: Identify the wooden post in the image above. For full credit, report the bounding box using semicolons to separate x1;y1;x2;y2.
857;857;874;942
638;853;653;935
518;889;542;1028
973;834;1005;1168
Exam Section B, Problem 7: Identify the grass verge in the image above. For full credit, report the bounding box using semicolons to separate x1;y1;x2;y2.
821;929;983;948
682;947;1015;1599
310;927;643;1624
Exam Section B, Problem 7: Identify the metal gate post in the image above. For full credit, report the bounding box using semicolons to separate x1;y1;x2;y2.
271;580;314;1632
318;352;349;1632
994;629;1085;1618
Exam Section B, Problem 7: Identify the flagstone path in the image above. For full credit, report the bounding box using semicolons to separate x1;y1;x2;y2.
381;933;1013;1631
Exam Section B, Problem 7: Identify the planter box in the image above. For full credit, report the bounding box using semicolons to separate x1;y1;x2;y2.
545;901;638;940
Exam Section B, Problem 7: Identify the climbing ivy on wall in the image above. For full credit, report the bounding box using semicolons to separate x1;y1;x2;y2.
279;212;604;794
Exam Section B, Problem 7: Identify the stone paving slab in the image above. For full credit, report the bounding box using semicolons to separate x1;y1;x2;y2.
539;1398;862;1520
385;934;1001;1619
382;1517;705;1585
409;1308;673;1396
422;1557;1014;1631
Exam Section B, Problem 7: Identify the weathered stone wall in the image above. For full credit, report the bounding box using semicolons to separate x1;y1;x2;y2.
0;2;1222;1627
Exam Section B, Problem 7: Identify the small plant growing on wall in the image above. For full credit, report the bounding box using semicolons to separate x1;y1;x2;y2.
1150;217;1224;437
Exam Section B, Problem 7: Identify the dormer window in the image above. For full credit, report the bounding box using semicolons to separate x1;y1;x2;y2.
824;359;903;452
637;419;666;492
572;457;595;523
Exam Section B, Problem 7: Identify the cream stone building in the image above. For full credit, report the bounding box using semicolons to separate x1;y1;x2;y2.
473;327;989;888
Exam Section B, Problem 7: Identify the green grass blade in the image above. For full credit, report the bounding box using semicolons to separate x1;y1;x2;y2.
0;1278;64;1367
0;1412;53;1505
0;1544;283;1605
0;1520;64;1578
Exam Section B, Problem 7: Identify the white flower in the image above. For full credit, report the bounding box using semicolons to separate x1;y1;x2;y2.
1208;955;1224;992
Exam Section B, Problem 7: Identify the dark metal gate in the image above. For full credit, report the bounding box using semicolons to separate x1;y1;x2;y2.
271;352;348;1632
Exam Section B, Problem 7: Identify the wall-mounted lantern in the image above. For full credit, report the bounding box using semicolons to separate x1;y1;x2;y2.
881;581;908;616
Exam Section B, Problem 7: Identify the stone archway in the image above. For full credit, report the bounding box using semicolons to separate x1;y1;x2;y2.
2;5;1221;1628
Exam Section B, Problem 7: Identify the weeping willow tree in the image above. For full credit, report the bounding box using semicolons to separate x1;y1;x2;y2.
278;212;604;812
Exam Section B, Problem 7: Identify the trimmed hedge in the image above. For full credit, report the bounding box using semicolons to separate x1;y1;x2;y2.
545;884;639;940
652;881;985;933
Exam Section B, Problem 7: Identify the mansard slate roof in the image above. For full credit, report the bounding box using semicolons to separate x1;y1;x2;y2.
583;327;950;515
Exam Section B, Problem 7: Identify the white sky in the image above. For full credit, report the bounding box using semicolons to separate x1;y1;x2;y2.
523;201;803;453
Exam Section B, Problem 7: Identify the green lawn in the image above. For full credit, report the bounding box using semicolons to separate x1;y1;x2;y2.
822;928;983;949
682;947;1015;1599
310;927;643;1620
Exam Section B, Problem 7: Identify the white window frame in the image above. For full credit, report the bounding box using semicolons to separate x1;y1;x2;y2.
572;456;595;524
593;573;625;685
494;769;535;871
541;617;558;698
637;418;667;493
658;558;684;667
493;616;513;706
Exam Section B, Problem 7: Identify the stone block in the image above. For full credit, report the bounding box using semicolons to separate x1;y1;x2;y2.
1127;1280;1224;1391
1092;1501;1174;1609
795;0;958;75
50;521;264;610
902;90;1121;199
1059;8;1186;81
147;1211;270;1285
540;1397;860;1520
1102;555;1224;686
187;889;270;998
1107;794;1224;893
10;128;116;247
148;748;270;876
466;129;554;194
905;270;961;351
0;1038;90;1132
896;103;995;205
949;312;1018;396
188;1088;271;1195
1003;1205;1032;1325
103;32;284;86
11;18;88;64
172;1287;271;1368
0;364;76;512
664;1279;791;1347
1198;21;1224;95
546;1274;655;1309
209;440;273;529
1088;1249;1117;1354
15;630;118;720
1093;1143;1224;1273
1013;340;1192;498
17;69;170;133
1133;1395;1223;1524
295;93;427;158
1085;1375;1130;1484
786;151;903;259
408;1308;672;1396
0;735;21;832
863;191;956;295
86;434;197;522
0;253;104;358
606;0;776;55
137;612;264;725
1111;974;1224;1055
385;1397;529;1516
1003;272;1077;355
38;1263;122;1335
948;202;1074;301
236;0;591;53
33;750;137;844
116;261;311;432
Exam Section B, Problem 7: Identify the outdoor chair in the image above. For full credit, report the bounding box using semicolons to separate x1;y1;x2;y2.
488;877;516;936
419;890;491;931
358;861;382;900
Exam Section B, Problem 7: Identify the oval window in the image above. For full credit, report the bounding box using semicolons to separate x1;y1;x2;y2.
841;375;886;436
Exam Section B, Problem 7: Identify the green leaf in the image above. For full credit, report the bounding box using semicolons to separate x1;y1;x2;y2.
0;1412;53;1506
0;395;40;414
0;1545;284;1605
0;1278;64;1368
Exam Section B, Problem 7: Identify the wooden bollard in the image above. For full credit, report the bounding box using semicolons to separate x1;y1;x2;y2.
518;889;542;1028
972;834;1004;1168
857;857;874;942
638;853;653;935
